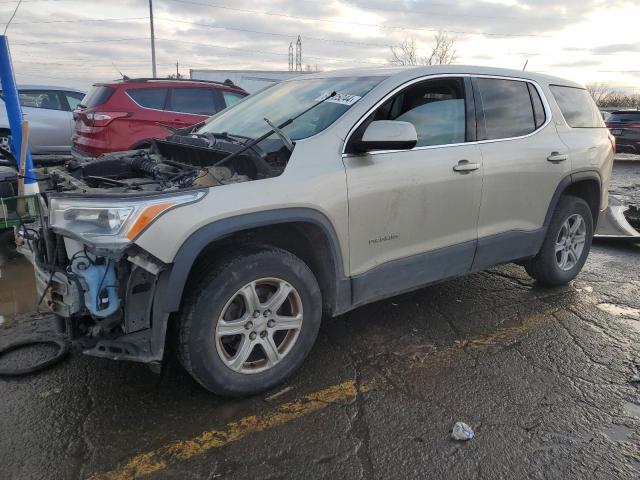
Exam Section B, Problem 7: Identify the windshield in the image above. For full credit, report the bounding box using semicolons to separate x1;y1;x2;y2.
198;76;385;141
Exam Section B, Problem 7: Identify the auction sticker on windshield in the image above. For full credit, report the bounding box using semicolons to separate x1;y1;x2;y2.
316;92;362;106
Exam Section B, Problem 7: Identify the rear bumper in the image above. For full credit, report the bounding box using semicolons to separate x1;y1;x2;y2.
611;136;640;153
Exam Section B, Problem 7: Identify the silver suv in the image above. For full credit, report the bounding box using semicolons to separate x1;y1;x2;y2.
21;66;614;396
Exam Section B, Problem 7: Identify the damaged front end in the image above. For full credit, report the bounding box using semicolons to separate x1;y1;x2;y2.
19;132;291;367
21;188;205;367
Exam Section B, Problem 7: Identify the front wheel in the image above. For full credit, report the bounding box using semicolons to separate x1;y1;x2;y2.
178;246;322;396
525;195;593;286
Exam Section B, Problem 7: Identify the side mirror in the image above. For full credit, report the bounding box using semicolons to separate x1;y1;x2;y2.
353;120;417;152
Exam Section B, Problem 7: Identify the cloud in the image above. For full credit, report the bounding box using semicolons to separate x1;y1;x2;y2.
0;0;638;90
590;42;640;54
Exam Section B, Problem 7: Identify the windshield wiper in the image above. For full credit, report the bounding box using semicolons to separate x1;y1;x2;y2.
214;91;337;168
264;117;294;151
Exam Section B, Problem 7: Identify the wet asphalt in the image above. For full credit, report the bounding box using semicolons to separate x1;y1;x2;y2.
1;160;639;480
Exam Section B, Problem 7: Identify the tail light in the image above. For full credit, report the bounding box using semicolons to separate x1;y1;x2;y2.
85;111;130;127
608;132;616;154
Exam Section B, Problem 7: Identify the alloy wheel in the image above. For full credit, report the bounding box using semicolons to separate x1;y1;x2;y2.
555;213;587;271
214;277;303;374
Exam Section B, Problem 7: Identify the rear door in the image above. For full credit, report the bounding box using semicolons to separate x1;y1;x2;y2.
472;77;569;269
166;87;222;127
124;87;175;144
18;89;72;153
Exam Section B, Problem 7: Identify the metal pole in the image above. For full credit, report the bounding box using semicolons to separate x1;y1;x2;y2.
149;0;157;78
0;35;38;194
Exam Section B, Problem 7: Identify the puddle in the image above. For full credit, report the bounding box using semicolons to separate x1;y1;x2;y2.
0;256;38;323
604;402;640;442
625;401;640;418
604;424;635;442
596;303;640;319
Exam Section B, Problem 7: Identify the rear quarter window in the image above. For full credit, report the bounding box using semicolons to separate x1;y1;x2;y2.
549;85;605;128
81;86;115;108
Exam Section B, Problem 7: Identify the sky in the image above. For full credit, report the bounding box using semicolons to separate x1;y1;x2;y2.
1;0;639;93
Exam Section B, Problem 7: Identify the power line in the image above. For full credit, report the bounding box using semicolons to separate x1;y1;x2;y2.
157;17;392;48
166;0;555;38
0;16;146;25
12;37;149;45
154;37;389;65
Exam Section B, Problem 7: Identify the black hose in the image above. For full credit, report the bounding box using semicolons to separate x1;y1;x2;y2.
0;337;70;376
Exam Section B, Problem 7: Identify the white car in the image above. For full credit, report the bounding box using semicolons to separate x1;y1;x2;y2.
0;84;85;155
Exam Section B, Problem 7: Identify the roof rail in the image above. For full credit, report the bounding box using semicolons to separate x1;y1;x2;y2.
117;77;237;87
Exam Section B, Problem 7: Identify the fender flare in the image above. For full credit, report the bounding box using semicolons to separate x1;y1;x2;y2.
542;170;602;229
158;208;349;314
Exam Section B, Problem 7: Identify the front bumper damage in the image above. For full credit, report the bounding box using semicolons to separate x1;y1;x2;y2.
20;231;174;368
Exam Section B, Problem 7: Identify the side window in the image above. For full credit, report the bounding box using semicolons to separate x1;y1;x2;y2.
527;84;546;129
363;77;467;148
476;78;544;140
222;91;245;108
18;90;63;110
549;85;605;128
64;92;84;111
476;78;537;140
169;88;218;115
127;88;168;110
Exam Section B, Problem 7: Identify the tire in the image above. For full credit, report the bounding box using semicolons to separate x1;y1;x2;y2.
178;245;322;396
525;195;593;286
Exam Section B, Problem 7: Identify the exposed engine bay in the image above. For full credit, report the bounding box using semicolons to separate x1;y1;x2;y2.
44;132;292;194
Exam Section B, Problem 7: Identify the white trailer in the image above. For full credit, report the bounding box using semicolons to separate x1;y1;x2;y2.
189;70;309;94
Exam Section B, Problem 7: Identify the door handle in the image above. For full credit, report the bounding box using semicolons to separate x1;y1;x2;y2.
453;160;480;173
547;152;568;163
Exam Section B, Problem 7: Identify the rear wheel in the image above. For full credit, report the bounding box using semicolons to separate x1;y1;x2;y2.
525;195;593;285
178;245;322;396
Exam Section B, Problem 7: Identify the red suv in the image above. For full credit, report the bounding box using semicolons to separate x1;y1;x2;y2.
72;78;247;157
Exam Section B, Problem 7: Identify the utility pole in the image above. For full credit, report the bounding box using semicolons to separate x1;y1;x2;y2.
149;0;157;78
176;61;180;78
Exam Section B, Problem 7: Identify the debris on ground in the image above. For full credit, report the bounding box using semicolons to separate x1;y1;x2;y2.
630;373;640;384
451;422;475;441
264;386;293;403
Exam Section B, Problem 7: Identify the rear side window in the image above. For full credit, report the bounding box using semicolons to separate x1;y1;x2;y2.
549;85;604;128
169;88;218;115
81;86;115;108
127;88;168;110
476;78;537;140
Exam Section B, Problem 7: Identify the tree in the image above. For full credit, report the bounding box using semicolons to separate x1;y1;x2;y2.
586;82;613;107
389;31;458;66
586;83;640;109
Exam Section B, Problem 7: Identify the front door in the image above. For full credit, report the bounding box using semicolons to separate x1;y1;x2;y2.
342;76;483;305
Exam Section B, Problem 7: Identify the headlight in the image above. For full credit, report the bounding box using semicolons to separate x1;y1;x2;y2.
49;190;206;247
